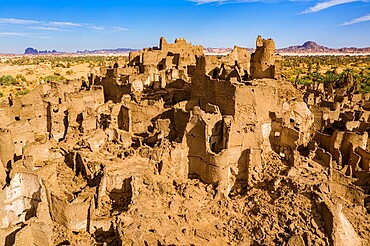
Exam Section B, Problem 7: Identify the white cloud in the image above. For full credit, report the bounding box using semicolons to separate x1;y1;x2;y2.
29;26;61;31
0;17;129;32
0;18;39;25
0;32;29;37
189;0;226;3
48;21;82;27
342;13;370;25
85;24;105;30
188;0;265;4
112;26;130;31
302;0;364;14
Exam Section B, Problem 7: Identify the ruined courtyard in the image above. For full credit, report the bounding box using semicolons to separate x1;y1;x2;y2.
0;36;370;246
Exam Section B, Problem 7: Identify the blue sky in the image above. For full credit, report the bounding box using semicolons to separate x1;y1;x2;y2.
0;0;369;53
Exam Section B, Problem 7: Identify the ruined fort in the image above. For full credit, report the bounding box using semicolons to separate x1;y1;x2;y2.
0;36;369;245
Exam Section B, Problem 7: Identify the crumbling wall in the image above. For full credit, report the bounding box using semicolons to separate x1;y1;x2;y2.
128;51;142;66
356;147;370;171
65;86;104;132
15;85;51;134
317;195;363;246
127;37;204;84
11;221;52;246
159;37;203;65
185;110;232;195
93;69;131;103
123;100;165;133
0;107;15;128
250;35;280;79
330;130;345;165
340;132;368;166
7;120;34;157
221;46;251;75
49;193;91;232
0;128;14;169
186;107;221;180
315;131;332;150
348;147;361;171
192;56;237;116
48;102;68;141
314;147;332;168
0;172;42;228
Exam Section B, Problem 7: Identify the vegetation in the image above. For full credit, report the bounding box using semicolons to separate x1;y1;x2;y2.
15;89;30;96
3;54;368;99
0;55;129;100
42;72;67;83
3;55;123;67
16;74;27;83
283;55;370;92
0;75;18;86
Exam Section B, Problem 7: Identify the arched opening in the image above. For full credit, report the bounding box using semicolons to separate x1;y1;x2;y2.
211;68;219;79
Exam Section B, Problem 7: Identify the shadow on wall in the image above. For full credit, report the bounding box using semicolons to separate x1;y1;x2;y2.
94;69;131;103
25;186;42;221
109;177;132;213
186;118;207;181
171;109;190;143
60;110;69;142
210;68;220;79
93;223;123;246
5;225;26;246
268;112;281;153
118;105;130;131
151;108;190;143
4;187;41;246
229;149;250;196
209;120;223;154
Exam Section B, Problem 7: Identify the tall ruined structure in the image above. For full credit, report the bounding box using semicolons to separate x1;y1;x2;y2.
0;36;369;246
251;35;282;79
130;36;203;77
91;37;203;104
189;37;311;195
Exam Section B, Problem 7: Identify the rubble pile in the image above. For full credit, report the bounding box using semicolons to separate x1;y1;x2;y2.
0;36;369;245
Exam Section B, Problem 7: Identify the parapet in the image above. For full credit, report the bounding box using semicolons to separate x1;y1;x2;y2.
175;38;187;43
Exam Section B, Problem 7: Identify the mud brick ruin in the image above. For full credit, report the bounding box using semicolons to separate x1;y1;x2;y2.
0;36;369;245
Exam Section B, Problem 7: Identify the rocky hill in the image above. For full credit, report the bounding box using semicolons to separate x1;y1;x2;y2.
277;41;370;54
76;48;139;54
206;41;370;55
24;47;59;55
24;47;138;55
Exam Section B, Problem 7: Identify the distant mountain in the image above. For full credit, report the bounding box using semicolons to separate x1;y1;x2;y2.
21;42;370;56
24;47;38;54
204;47;232;54
76;48;139;54
24;47;59;55
204;41;370;55
277;41;370;54
23;47;138;55
204;47;255;54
